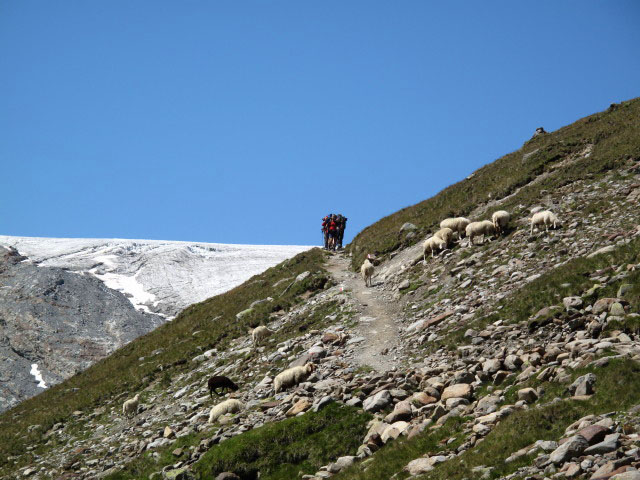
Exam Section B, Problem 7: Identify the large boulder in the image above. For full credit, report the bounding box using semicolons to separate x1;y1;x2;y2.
404;457;434;475
549;435;589;464
563;297;583;310
482;359;502;374
592;298;622;314
441;384;473;401
569;373;596;396
363;390;392;413
385;400;413;423
517;388;538;404
575;424;609;445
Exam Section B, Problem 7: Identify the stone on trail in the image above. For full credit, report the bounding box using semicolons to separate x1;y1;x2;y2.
295;271;311;283
517;387;538;403
404;457;434;475
381;421;409;443
363;390;392;412
592;298;622;315
235;308;253;320
611;471;640;480
549;434;589;464
441;383;472;401
563;296;583;310
215;473;241;480
327;456;356;473
411;392;437;406
400;223;417;232
286;398;312;416
583;433;620;455
587;245;616;258
610;302;626;316
569;373;596;396
618;284;633;298
384;400;413;423
575;424;609;445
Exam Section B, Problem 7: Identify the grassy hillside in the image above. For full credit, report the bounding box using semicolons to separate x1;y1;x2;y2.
0;248;329;472
348;98;640;269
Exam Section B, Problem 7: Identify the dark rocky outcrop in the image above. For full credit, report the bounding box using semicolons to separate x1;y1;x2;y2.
0;246;163;412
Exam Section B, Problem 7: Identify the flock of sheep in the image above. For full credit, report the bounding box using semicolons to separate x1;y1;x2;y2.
121;325;317;425
422;209;560;261
122;208;561;422
360;209;560;286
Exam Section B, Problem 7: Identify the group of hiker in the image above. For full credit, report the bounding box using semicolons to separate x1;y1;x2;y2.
321;214;347;251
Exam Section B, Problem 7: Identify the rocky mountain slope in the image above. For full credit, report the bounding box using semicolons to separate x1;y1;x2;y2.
0;238;309;414
0;237;312;317
1;98;640;480
0;246;164;413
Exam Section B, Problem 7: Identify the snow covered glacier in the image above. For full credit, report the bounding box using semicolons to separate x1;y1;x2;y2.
0;236;311;411
0;236;312;317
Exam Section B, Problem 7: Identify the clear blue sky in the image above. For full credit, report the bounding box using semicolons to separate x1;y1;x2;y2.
1;2;639;246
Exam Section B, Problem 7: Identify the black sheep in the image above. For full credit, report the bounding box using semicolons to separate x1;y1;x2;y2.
207;375;239;397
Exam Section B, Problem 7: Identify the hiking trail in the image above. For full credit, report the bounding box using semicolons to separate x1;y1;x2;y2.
325;253;401;372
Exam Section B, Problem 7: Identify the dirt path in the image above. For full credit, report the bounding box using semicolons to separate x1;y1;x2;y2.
325;253;401;372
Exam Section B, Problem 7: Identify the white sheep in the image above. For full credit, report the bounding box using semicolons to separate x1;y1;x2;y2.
466;220;496;245
440;217;471;239
423;236;446;261
530;210;559;234
251;325;272;346
434;227;454;248
492;210;511;235
122;393;140;418
361;259;374;287
208;398;244;423
273;363;316;393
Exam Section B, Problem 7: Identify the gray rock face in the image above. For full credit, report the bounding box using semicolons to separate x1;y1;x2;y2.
0;247;163;412
549;434;589;464
569;373;596;396
583;433;620;455
363;390;392;412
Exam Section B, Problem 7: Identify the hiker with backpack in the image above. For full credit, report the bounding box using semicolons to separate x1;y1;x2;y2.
321;213;347;251
321;214;332;249
336;214;347;249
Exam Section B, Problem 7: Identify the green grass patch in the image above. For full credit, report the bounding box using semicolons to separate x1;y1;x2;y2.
192;403;371;480
332;416;467;480
103;431;208;480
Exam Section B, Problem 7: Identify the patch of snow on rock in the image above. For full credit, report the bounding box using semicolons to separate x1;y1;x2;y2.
30;364;47;389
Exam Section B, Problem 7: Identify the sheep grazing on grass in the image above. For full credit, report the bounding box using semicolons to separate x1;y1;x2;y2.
207;376;239;397
530;210;559;234
251;325;272;346
466;220;496;245
434;227;454;248
492;210;511;235
122;394;140;418
274;363;316;393
440;217;471;239
208;398;243;423
361;259;374;287
423;236;446;261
